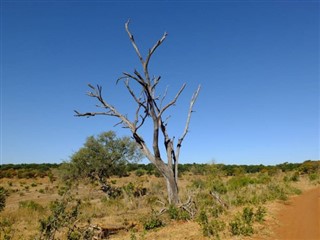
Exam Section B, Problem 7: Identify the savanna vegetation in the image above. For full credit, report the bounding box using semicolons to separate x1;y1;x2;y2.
1;22;319;240
1;140;319;239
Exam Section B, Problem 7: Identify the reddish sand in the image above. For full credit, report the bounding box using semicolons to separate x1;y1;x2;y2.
273;187;320;240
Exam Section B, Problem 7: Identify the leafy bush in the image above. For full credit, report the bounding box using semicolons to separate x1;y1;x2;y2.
60;131;142;184
229;206;267;236
267;183;288;201
292;172;300;181
39;194;94;240
191;178;206;189
0;187;8;212
167;205;191;221
197;210;225;238
210;180;227;194
255;206;267;223
309;173;319;181
230;215;254;236
143;211;164;230
227;176;255;190
242;207;254;224
135;169;146;177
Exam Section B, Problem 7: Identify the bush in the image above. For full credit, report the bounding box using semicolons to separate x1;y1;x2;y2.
167;205;191;221
255;206;267;222
191;178;206;189
135;169;146;177
0;187;8;212
229;207;254;236
197;210;225;238
143;211;164;230
230;215;253;236
38;194;94;239
210;180;227;194
308;173;319;181
227;176;255;190
290;172;300;182
229;206;267;236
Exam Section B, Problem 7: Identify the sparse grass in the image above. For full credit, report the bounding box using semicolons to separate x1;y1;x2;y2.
0;168;318;240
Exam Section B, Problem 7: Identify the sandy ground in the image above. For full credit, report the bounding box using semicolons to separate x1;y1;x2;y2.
272;187;320;240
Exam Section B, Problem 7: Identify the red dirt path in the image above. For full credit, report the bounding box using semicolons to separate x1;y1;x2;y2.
273;187;320;240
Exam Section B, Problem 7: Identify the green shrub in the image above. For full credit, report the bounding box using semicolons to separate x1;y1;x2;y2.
197;210;225;238
19;200;44;212
211;180;227;194
0;187;8;212
209;205;225;218
143;212;164;230
38;195;93;239
308;173;319;181
110;179;117;184
255;206;267;223
227;176;255;191
191;178;206;189
135;169;146;177
167;205;191;221
255;173;271;184
230;215;253;236
229;207;254;236
290;172;300;182
39;189;45;194
267;183;288;201
229;206;267;236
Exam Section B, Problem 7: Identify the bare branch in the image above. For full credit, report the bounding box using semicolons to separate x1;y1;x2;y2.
122;72;146;87
159;83;186;117
125;20;144;65
160;86;169;109
152;76;161;91
134;69;145;82
74;111;111;117
176;84;201;152
145;32;168;71
124;79;143;105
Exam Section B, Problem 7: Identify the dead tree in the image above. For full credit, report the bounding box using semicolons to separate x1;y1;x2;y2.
75;20;200;205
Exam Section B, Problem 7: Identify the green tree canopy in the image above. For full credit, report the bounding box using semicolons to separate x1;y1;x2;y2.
61;131;142;183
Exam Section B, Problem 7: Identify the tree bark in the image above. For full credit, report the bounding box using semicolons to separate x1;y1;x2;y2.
165;171;179;204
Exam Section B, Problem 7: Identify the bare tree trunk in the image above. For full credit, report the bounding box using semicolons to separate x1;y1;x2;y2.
165;173;179;204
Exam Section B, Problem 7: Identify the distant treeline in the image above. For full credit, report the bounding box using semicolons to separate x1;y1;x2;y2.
0;163;59;179
0;161;318;179
127;160;320;177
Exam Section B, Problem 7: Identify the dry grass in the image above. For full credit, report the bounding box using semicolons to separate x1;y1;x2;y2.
0;171;318;240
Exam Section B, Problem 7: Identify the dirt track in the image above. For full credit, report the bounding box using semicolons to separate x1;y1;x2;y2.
273;187;320;240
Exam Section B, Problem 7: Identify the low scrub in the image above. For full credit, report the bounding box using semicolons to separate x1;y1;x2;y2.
229;206;266;236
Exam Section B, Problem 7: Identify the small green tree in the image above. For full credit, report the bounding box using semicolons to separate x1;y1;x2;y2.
61;131;142;185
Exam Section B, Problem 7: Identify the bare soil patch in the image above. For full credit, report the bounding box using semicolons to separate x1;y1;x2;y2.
272;187;320;240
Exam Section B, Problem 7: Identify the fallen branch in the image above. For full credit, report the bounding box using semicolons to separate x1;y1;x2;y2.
210;190;229;209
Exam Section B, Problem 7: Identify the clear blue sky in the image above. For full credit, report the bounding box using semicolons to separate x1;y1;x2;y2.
1;1;319;165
